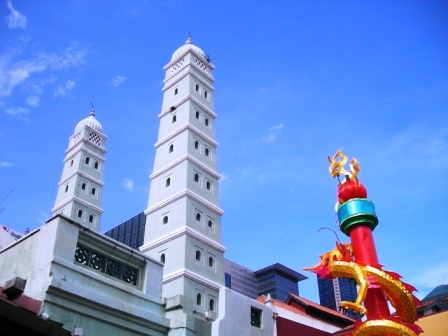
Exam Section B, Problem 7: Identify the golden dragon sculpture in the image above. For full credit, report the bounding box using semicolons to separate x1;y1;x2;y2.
328;149;360;185
304;242;422;336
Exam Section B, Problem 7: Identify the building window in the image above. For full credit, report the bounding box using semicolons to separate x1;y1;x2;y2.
196;111;200;119
174;88;178;95
65;185;69;193
195;250;201;261
166;178;171;187
88;215;94;223
225;273;232;289
81;183;86;190
91;187;96;195
94;161;99;169
194;141;199;150
194;173;200;182
85;157;90;165
160;253;165;264
163;215;168;224
206;181;211;190
195;84;199;92
89;132;102;146
205;118;209;126
169;144;174;153
70;160;73;167
208;220;213;228
196;213;201;222
251;307;262;328
209;257;214;267
77;209;83;218
205;148;210;157
209;299;215;312
172;115;177;123
204;91;208;99
196;293;202;306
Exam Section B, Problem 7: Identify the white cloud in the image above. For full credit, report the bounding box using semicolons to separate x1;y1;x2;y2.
5;0;27;30
257;174;266;181
54;80;75;97
0;45;87;98
262;123;284;143
220;173;229;182
1;162;12;167
26;95;40;106
113;76;126;87
270;123;284;131
5;106;28;116
123;178;134;191
237;166;251;178
262;133;276;143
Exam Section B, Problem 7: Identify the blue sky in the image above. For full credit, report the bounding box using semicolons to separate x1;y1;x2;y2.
1;0;447;304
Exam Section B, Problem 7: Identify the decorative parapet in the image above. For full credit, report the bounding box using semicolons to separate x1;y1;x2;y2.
74;244;139;286
73;224;154;291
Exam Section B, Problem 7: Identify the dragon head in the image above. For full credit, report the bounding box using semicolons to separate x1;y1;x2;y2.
303;242;353;272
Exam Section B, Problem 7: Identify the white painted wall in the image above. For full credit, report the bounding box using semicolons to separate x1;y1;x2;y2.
212;287;274;336
0;215;170;335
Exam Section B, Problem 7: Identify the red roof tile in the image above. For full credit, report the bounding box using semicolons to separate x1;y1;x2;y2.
287;293;355;322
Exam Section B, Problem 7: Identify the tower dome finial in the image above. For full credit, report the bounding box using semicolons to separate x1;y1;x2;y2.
172;34;205;61
90;102;95;117
74;103;102;133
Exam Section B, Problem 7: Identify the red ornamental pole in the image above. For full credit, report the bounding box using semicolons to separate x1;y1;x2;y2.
337;180;390;320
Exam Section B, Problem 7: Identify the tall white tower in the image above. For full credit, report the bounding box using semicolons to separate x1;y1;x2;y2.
140;37;225;334
52;108;107;231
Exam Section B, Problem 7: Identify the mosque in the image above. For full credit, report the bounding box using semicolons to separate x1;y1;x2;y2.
6;37;438;336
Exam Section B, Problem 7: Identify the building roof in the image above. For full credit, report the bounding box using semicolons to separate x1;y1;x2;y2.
171;35;206;61
286;294;355;323
418;284;448;315
331;323;354;335
257;295;308;316
422;284;448;302
74;108;103;133
0;286;71;336
254;263;308;282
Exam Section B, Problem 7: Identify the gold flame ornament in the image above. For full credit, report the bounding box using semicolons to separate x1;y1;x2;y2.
328;149;360;185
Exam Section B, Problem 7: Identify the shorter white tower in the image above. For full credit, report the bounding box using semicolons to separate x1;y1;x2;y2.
52;108;107;231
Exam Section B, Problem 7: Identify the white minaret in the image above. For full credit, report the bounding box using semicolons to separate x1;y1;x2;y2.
52;108;107;231
140;36;225;332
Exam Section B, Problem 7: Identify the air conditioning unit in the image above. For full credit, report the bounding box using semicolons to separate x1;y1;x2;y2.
204;311;216;321
73;327;83;336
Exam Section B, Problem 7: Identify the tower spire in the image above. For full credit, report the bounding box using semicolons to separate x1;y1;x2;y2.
52;107;108;231
141;39;223;332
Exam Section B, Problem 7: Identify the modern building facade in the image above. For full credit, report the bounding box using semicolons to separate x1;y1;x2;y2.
223;259;259;299
317;276;359;319
104;211;146;249
256;263;307;301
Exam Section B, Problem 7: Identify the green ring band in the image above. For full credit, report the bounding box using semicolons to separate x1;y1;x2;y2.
337;198;378;236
